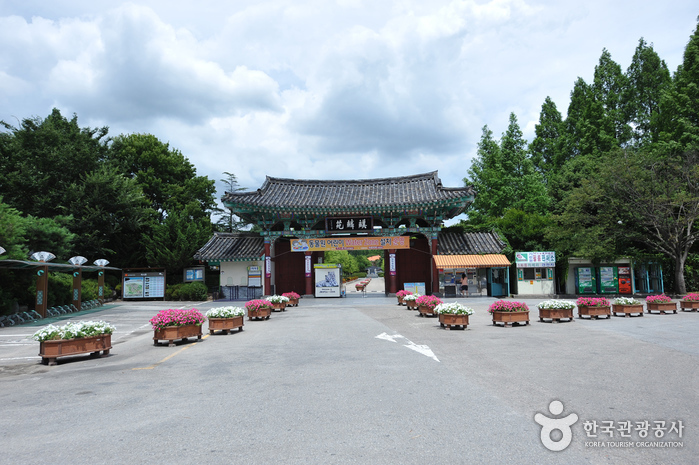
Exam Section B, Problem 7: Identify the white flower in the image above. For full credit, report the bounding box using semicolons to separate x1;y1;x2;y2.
537;300;575;310
613;297;642;305
434;302;474;315
403;294;420;301
205;306;245;318
265;295;290;303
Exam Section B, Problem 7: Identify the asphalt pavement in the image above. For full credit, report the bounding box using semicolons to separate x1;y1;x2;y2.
0;286;696;465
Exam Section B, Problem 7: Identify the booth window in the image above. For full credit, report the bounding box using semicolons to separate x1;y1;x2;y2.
523;268;536;280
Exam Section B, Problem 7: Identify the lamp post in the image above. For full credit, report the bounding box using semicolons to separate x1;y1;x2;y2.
30;251;56;318
94;259;109;304
69;256;88;311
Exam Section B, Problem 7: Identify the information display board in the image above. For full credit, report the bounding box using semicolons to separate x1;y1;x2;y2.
123;270;166;299
314;264;341;297
184;267;205;283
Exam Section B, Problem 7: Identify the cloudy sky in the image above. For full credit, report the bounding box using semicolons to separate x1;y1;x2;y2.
1;1;696;205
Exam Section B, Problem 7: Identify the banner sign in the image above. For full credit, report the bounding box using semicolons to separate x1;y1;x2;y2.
326;216;373;233
265;256;271;277
305;255;312;277
389;253;396;276
515;251;556;268
291;236;409;252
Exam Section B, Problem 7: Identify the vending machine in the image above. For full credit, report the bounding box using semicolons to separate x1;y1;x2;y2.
598;266;618;294
618;266;632;294
575;267;596;294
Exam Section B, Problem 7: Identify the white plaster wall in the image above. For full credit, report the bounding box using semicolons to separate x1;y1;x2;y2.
220;261;264;287
517;280;555;295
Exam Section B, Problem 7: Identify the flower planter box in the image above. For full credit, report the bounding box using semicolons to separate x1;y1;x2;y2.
646;302;677;315
208;316;244;335
538;308;574;323
577;305;611;320
39;334;111;366
491;311;530;327
612;304;644;317
418;305;437;317
406;301;418;310
287;298;299;307
270;302;286;312
397;296;405;306
680;300;699;312
153;324;202;347
439;313;470;330
248;308;271;321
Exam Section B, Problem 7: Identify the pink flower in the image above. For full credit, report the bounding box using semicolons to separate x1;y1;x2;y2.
488;300;529;313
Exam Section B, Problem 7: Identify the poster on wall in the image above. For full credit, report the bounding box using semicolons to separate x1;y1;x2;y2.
248;265;262;287
314;264;341;297
184;267;205;282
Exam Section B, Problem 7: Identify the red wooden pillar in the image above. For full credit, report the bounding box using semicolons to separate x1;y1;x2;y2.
264;238;272;295
431;234;440;295
72;268;82;311
35;265;49;318
304;251;313;296
387;249;397;295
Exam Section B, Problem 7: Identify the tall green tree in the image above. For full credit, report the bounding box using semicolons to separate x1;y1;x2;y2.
464;125;505;225
623;38;671;146
0;109;108;218
658;19;699;151
66;165;150;266
215;171;248;232
529;96;564;182
592;48;632;147
108;133;217;271
142;208;213;279
108;134;217;222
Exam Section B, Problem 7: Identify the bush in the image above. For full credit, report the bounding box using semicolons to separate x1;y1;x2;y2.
166;282;208;301
81;279;112;302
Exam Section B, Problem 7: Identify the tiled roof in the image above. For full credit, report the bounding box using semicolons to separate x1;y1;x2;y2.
194;232;264;262
222;171;474;215
437;231;507;255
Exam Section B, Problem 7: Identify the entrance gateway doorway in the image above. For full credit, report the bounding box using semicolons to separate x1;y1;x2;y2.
195;172;511;297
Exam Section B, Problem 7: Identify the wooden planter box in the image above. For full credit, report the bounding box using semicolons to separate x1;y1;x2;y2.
647;302;677;314
439;313;470;330
538;308;574;323
208;316;244;335
418;305;437;317
406;300;418;310
612;304;644;317
270;302;287;312
153;324;202;347
248;307;272;321
577;305;611;320
286;298;299;307
680;300;699;312
397;296;405;306
39;334;111;366
491;310;530;327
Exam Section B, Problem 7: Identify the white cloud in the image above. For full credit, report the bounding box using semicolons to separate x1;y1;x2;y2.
0;0;697;196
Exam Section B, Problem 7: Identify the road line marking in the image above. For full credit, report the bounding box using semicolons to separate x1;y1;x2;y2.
375;332;439;362
133;334;209;370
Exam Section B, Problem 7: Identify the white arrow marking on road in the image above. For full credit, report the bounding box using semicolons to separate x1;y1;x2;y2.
375;332;439;362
